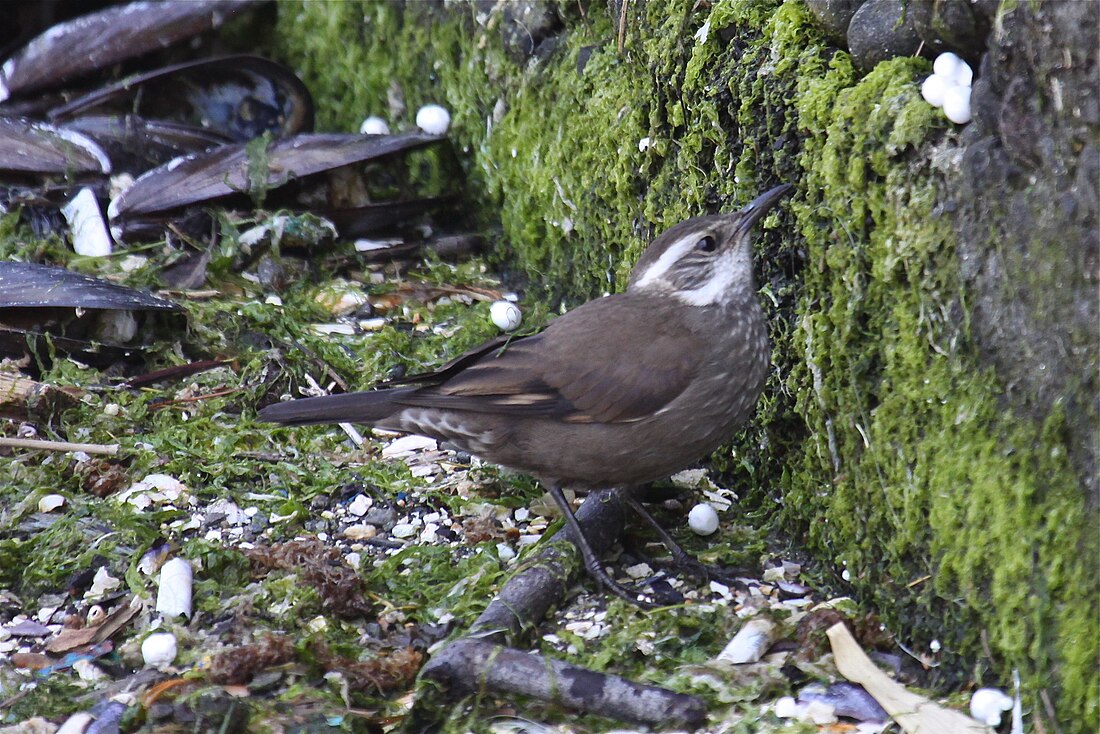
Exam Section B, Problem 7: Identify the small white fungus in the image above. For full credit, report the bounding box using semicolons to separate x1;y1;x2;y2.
360;116;390;135
416;104;451;135
942;85;973;124
687;503;719;535
920;74;950;107
490;300;522;331
933;51;963;79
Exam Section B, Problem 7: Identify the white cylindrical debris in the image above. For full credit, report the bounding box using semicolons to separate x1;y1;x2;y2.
416;104;451;135
687;503;719;535
141;632;178;667
155;557;193;618
62;187;113;257
716;617;778;664
490;300;522;331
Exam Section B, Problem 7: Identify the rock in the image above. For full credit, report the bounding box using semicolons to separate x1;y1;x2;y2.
847;0;921;70
803;0;864;45
909;0;996;59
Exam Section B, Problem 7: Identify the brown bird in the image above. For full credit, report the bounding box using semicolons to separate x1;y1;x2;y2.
261;184;791;604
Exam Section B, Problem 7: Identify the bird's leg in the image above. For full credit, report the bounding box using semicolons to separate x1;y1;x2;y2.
622;492;746;586
546;485;661;609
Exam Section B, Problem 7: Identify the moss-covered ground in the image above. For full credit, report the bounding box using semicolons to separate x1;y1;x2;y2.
1;0;1095;731
271;0;1097;729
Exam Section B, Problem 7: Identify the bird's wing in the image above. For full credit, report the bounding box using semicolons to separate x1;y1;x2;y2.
396;294;705;423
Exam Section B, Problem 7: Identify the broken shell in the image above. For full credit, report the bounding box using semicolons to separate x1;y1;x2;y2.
716;617;778;664
85;605;106;626
0;118;111;176
0;0;263;103
62;187;112;257
141;631;178;667
490;300;522;331
970;687;1013;727
50;55;314;143
37;494;66;513
155;557;192;618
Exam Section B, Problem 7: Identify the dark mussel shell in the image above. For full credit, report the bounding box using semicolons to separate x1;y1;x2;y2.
60;115;232;174
0;117;111;178
0;0;264;104
108;131;445;242
0;262;183;367
49;55;314;143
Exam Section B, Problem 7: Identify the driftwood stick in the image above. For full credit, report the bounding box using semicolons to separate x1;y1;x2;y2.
471;487;628;641
421;638;707;731
0;436;120;455
412;489;709;730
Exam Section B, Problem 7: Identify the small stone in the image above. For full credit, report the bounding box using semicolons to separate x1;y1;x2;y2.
391;522;417;539
847;0;921;70
347;494;372;516
37;494;66;513
141;632;178;667
688;503;719;535
496;543;516;561
343;524;377;541
624;562;653;579
803;0;863;44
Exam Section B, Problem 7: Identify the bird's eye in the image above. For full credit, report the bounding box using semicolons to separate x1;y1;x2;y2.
695;235;717;253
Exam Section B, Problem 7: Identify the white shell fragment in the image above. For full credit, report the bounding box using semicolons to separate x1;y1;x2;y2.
62;187;113;257
37;494;66;513
141;632;178;667
359;115;390;135
688;503;719;535
921;52;974;126
716;617;777;664
970;687;1013;727
415;104;451;135
87;567;121;598
489;300;522;331
155;558;193;618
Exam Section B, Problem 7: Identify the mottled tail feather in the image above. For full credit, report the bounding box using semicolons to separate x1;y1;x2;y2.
259;389;413;427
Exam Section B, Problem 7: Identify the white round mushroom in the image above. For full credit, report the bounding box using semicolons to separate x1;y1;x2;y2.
933;52;963;79
359;116;390;135
415;104;451;135
920;74;950;108
141;632;178;667
490;300;522;332
970;688;1013;727
687;503;719;535
943;85;973;124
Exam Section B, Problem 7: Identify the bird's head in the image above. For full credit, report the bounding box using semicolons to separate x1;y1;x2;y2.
627;184;791;306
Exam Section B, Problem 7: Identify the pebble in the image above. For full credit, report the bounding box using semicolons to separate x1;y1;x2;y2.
141;632;178;667
347;494;372;516
391;522;417;539
688;503;719;535
343;524;377;540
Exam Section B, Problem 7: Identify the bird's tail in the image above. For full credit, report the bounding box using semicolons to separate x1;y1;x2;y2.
258;388;415;427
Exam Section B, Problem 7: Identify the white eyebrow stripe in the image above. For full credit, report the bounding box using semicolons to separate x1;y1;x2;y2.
632;233;700;287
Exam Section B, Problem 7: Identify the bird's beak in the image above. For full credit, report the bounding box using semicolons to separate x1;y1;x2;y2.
734;183;793;235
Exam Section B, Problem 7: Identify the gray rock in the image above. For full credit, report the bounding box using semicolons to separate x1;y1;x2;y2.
362;506;398;529
847;0;921;70
804;0;865;45
909;0;995;59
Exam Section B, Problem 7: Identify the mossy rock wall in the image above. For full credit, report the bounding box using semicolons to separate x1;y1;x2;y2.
274;0;1098;727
